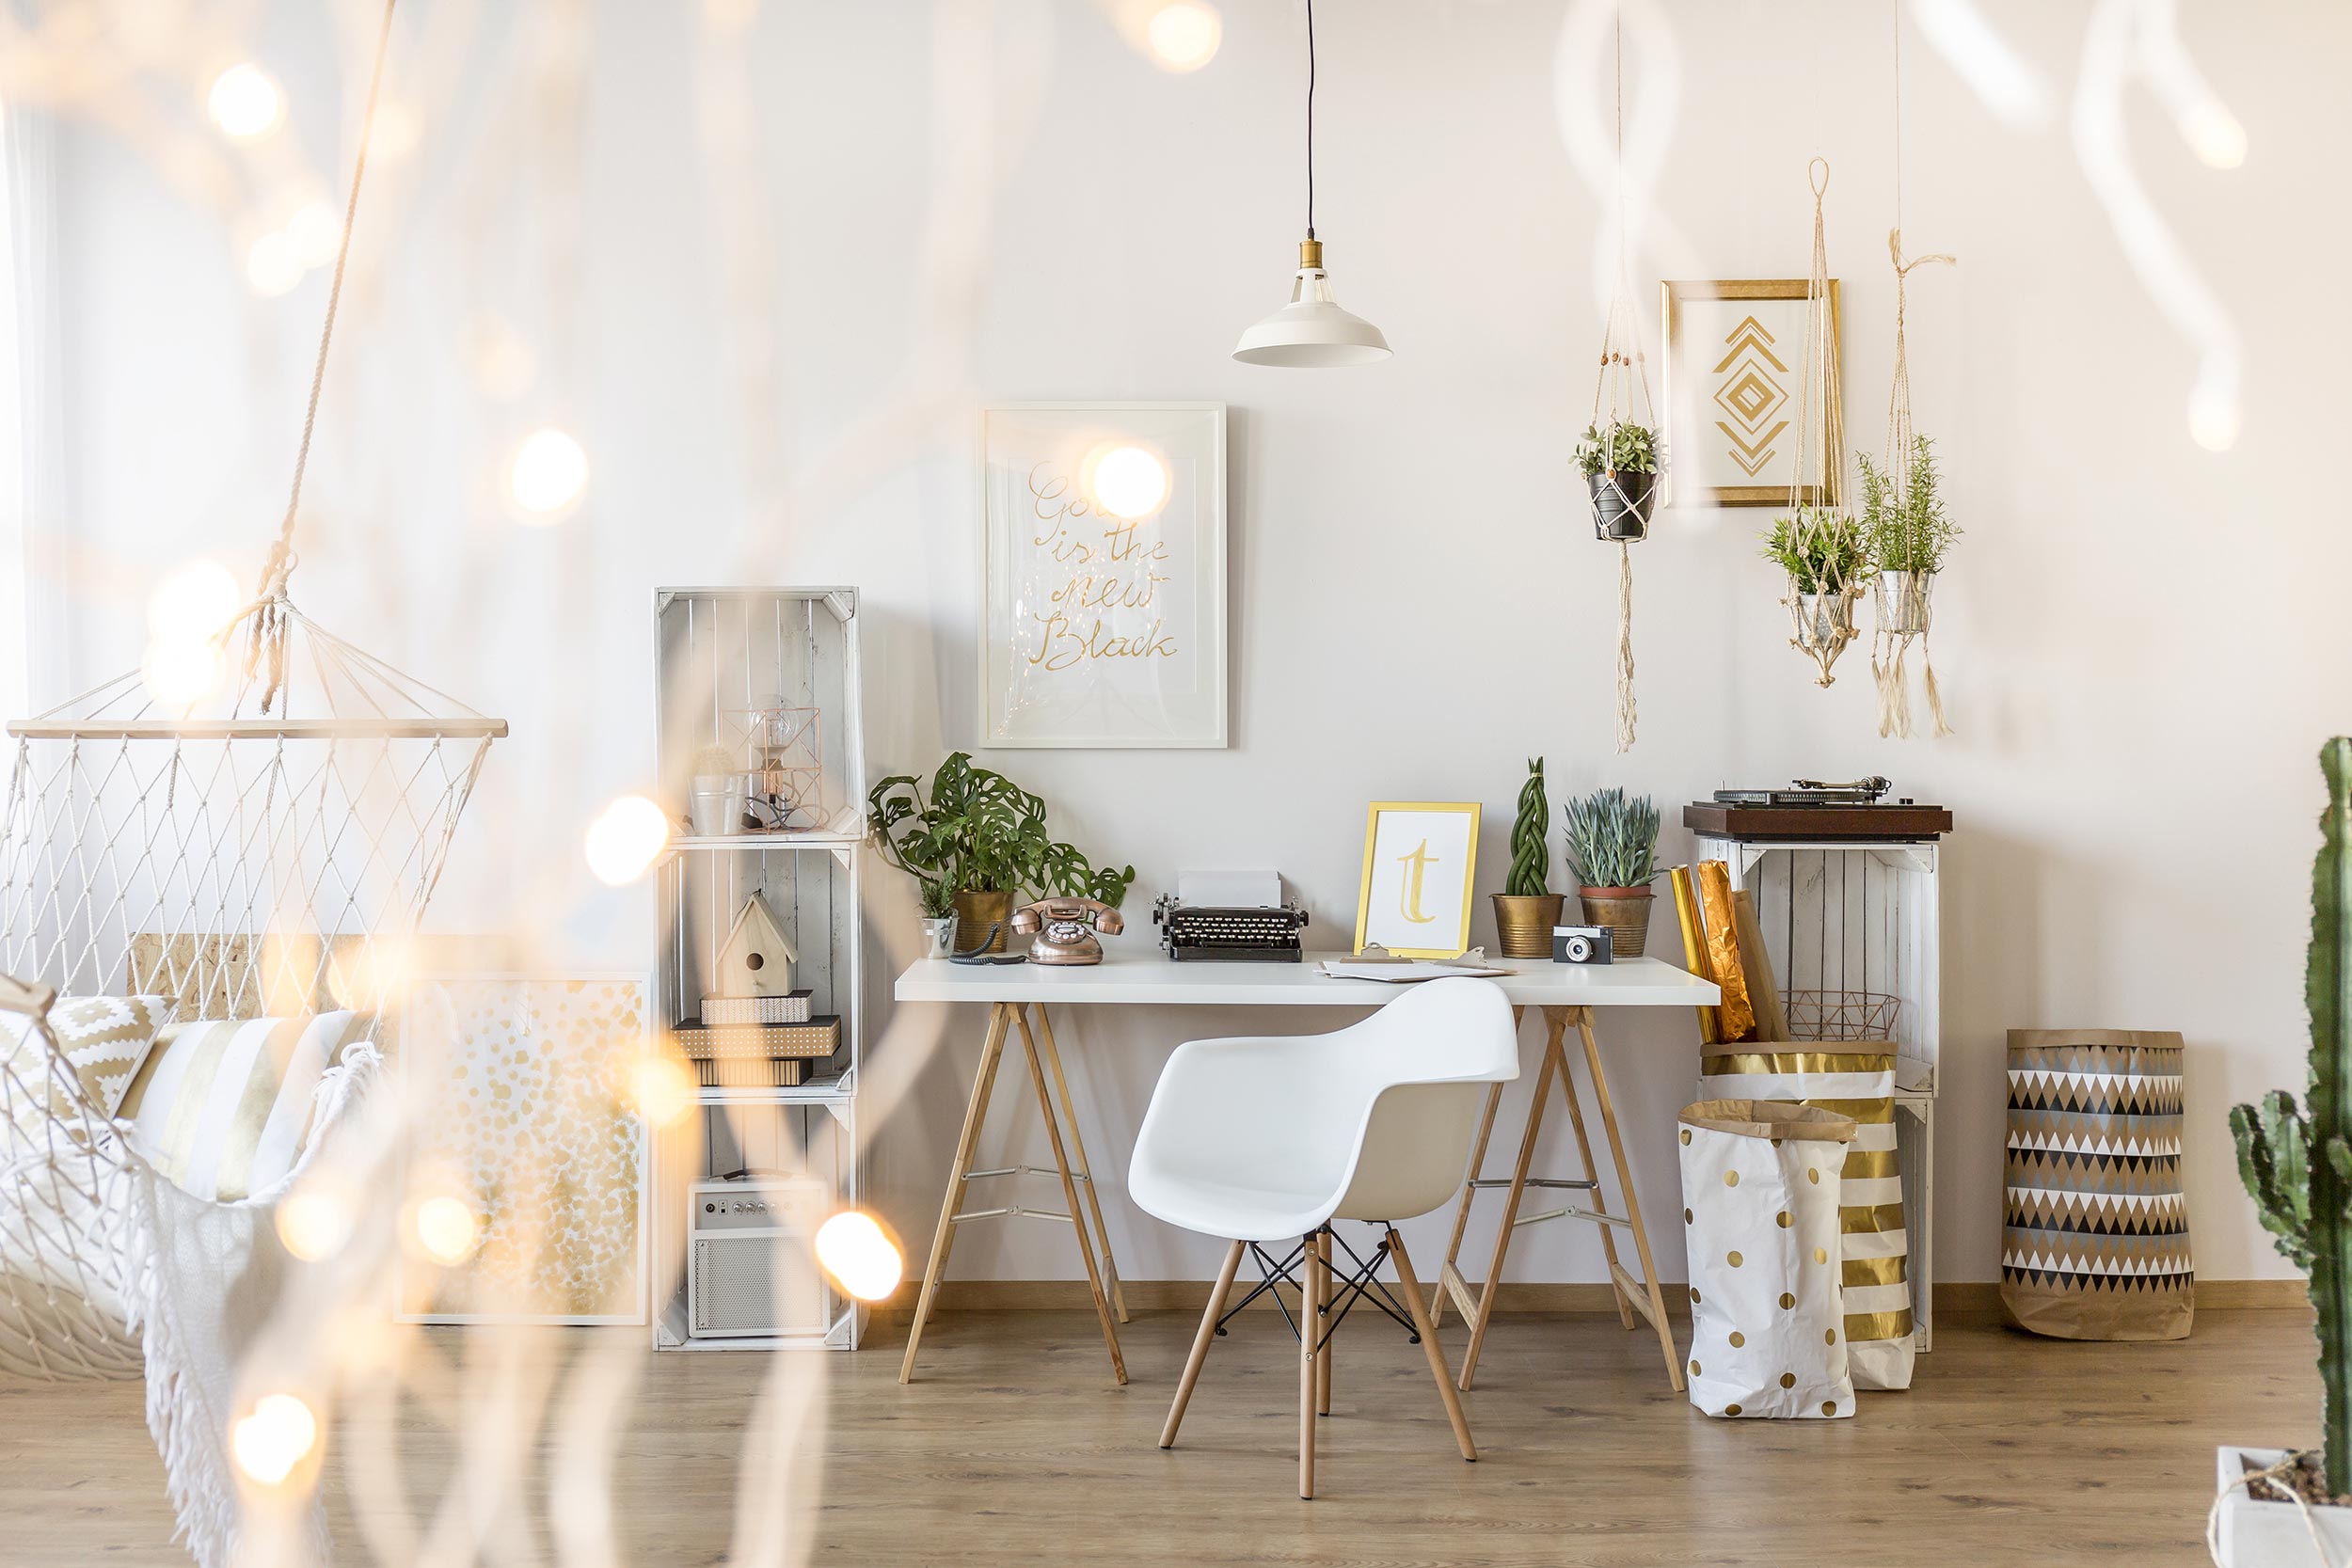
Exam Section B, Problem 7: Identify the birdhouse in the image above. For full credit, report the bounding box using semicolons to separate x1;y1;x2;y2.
714;894;798;997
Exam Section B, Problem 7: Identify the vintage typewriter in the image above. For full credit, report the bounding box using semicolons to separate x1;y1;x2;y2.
1152;871;1310;963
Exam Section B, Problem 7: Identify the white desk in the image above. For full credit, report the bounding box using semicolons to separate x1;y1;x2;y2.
891;952;1721;1393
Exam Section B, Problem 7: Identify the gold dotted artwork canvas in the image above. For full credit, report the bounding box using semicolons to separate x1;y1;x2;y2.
403;975;651;1323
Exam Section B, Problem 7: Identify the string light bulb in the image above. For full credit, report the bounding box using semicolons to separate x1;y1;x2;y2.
1089;446;1168;519
1146;3;1222;72
208;63;285;142
506;425;589;521
584;795;671;886
230;1394;318;1486
814;1211;905;1303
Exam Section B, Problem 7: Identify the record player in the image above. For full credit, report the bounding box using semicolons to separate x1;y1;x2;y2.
1682;778;1952;842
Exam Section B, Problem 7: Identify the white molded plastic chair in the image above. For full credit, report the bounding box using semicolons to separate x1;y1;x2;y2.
1130;976;1519;1498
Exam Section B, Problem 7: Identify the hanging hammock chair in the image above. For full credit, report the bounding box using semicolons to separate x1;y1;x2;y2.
0;596;502;1561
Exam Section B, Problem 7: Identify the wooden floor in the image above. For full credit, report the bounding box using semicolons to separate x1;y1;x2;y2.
0;1307;2317;1566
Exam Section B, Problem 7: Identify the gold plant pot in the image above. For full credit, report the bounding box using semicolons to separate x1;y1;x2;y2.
1492;894;1565;959
1578;885;1654;958
952;889;1013;955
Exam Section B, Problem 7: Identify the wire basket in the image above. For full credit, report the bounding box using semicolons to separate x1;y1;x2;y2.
1783;990;1902;1043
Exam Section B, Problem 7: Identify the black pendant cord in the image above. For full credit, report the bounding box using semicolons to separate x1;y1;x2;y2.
1304;0;1316;241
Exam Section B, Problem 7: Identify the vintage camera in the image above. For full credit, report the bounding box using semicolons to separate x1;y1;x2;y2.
1552;924;1613;965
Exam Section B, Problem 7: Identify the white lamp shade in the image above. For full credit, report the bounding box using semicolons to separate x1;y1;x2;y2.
1232;266;1391;367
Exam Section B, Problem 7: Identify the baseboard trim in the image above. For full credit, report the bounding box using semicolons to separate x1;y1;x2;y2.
877;1277;2313;1317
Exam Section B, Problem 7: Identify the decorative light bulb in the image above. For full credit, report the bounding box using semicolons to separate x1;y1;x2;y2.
506;425;589;520
245;231;304;298
1146;2;1222;72
814;1211;905;1303
1090;446;1168;519
230;1394;318;1486
583;795;670;886
412;1195;480;1265
208;63;285;142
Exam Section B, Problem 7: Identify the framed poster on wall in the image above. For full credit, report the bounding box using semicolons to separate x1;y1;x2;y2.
1661;279;1843;507
979;402;1227;748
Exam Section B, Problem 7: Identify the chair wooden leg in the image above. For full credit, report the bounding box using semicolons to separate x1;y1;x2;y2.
1298;1227;1321;1499
899;1004;1011;1385
1315;1229;1333;1417
1031;1003;1131;1325
1388;1228;1475;1463
1010;1005;1126;1386
1161;1240;1245;1449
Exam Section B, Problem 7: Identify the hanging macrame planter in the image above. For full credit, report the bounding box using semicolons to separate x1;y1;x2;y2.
1576;9;1657;754
1772;160;1864;688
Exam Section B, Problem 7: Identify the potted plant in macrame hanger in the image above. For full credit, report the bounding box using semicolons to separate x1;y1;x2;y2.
1563;786;1661;957
1577;419;1661;543
2217;738;2352;1566
1492;758;1564;958
1761;506;1873;682
1860;434;1958;641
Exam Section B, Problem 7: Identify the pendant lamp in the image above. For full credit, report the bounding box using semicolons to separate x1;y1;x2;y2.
1232;0;1391;367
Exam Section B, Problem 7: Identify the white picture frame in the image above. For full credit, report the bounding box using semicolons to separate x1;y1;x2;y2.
979;401;1228;748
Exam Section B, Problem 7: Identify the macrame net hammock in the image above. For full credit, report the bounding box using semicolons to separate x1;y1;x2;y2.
1582;8;1656;754
1779;159;1862;688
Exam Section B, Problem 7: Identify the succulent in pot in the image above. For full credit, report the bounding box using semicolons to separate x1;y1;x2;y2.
867;752;1135;954
1576;420;1661;543
1491;757;1562;958
1761;505;1871;662
1562;786;1660;957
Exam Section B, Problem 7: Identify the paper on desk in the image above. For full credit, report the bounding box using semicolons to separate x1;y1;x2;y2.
1317;958;1511;983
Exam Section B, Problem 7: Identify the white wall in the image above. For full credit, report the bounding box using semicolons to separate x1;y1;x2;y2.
24;0;2352;1289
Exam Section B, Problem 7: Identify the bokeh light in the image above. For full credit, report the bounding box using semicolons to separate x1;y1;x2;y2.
207;63;285;142
147;559;243;642
584;795;671;886
814;1211;905;1303
506;425;590;520
245;231;304;298
1090;446;1168;519
629;1053;699;1130
230;1393;318;1486
285;200;342;269
413;1194;481;1266
139;638;227;708
275;1186;354;1262
1146;2;1222;72
2183;103;2247;169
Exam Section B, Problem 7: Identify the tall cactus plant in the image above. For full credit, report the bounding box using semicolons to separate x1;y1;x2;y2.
1506;757;1550;897
2231;736;2352;1496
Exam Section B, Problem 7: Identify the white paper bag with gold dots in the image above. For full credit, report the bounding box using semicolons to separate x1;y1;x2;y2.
1677;1100;1859;1419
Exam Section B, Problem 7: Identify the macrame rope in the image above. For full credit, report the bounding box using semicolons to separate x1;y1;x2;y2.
246;0;401;714
1614;542;1636;753
1592;2;1651;753
2206;1450;2345;1568
1782;157;1853;688
1871;5;1956;737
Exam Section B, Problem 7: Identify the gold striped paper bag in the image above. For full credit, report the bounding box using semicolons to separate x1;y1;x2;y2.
1696;1045;1915;1391
2002;1029;2190;1340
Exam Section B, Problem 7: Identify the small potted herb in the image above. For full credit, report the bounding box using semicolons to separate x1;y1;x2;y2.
1760;505;1872;662
867;752;1135;954
1562;787;1660;957
1491;758;1562;958
1576;420;1661;542
1858;434;1959;639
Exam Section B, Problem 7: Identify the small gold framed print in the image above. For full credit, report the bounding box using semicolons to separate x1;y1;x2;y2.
1353;801;1481;959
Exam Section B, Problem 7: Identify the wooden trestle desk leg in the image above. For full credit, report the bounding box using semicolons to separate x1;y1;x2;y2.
1029;1003;1130;1325
1009;1005;1127;1385
1429;1013;1512;1331
1548;1006;1636;1332
899;1003;1012;1384
1453;1008;1565;1390
1571;1006;1684;1393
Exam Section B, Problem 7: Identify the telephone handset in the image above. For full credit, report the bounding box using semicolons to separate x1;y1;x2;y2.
1010;898;1124;966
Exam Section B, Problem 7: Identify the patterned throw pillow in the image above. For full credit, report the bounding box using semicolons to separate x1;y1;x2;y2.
2;995;170;1140
119;1011;373;1203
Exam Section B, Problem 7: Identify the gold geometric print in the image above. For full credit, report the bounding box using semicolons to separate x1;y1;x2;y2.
1710;315;1791;477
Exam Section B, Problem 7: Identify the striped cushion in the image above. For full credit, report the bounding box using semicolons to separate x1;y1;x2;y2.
1697;1046;1915;1392
119;1012;373;1202
3;995;169;1141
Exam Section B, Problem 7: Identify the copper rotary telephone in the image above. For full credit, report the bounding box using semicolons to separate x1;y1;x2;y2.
1010;898;1123;966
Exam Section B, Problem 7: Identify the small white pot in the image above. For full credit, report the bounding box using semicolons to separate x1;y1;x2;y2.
688;775;743;837
922;915;956;959
2212;1446;2352;1566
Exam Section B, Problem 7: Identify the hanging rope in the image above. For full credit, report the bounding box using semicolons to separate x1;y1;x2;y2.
1870;8;1957;736
1780;157;1858;688
1587;3;1655;753
245;0;401;714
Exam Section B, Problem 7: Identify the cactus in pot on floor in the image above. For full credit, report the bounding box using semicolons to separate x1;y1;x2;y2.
2230;738;2352;1507
1491;758;1561;958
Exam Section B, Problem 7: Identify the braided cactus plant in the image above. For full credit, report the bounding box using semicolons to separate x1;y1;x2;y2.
1506;757;1551;898
2231;736;2352;1496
